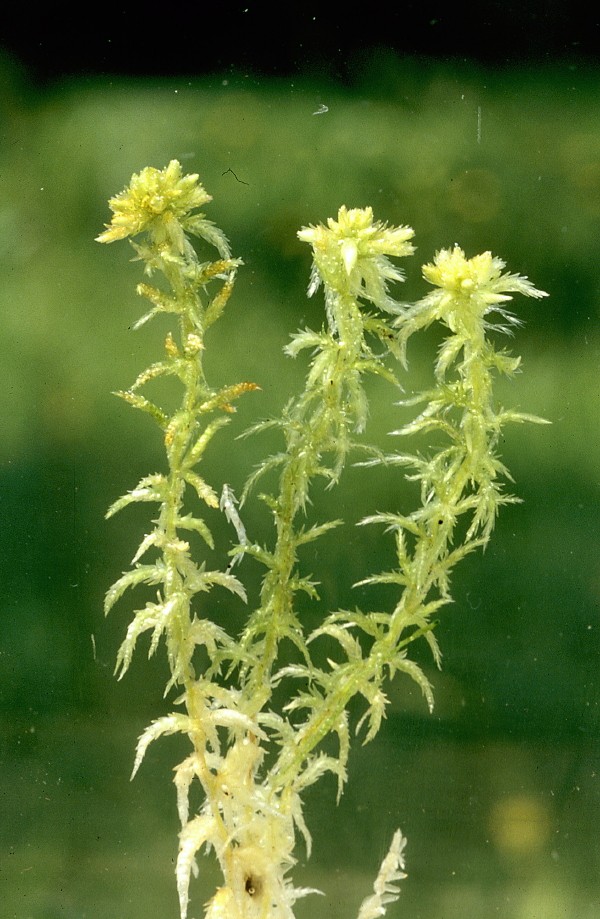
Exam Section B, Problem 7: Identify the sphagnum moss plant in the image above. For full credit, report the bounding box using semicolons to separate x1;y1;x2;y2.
98;161;547;919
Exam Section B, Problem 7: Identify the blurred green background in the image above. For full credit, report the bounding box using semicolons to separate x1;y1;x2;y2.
1;50;599;919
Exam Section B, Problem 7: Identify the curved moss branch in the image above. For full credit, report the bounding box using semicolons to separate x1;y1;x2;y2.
99;162;261;918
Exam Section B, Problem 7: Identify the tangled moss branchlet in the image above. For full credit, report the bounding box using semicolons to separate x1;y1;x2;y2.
99;161;546;919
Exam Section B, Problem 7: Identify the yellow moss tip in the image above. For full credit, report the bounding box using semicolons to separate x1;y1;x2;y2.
96;160;212;245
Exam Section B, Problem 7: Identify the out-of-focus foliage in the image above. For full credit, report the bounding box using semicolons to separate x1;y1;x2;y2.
0;55;598;467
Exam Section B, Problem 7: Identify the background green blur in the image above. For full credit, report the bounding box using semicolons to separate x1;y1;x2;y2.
1;52;599;919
